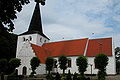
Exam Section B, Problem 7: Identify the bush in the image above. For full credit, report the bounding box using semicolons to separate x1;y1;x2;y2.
73;72;78;80
46;74;54;80
66;70;72;80
54;72;61;80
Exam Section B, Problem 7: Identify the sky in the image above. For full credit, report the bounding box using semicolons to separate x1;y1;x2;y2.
13;0;120;47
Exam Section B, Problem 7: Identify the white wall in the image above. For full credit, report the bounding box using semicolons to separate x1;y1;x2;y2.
16;41;36;75
53;56;116;75
16;33;49;56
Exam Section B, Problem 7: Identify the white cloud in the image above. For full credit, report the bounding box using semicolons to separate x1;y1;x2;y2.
13;0;120;47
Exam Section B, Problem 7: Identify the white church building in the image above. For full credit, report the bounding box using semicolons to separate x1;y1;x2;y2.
16;2;116;75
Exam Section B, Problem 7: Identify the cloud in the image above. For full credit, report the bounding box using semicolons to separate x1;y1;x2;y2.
13;0;120;47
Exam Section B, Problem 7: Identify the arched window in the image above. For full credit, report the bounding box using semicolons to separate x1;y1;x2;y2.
68;58;71;67
23;37;25;42
40;38;42;42
22;66;27;75
29;36;32;41
44;40;46;43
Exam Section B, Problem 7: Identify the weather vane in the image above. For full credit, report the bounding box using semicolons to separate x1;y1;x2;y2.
35;0;46;5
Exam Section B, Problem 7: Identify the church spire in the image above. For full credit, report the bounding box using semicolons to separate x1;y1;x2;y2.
20;1;49;40
28;2;43;33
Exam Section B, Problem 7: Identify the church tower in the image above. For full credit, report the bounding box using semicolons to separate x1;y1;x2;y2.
16;1;49;55
16;1;49;75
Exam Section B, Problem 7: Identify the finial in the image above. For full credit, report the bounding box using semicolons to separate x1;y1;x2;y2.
35;0;46;5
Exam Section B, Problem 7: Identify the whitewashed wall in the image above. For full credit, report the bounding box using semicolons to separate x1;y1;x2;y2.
53;56;116;75
16;42;36;75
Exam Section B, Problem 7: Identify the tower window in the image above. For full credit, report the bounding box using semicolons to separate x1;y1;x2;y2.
29;36;32;41
23;37;25;42
40;38;42;42
44;40;46;43
68;58;71;67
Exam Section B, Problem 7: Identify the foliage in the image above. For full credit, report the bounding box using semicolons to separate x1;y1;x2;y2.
0;58;7;74
66;70;72;80
54;72;61;80
76;55;88;76
115;47;120;60
73;72;78;80
0;31;17;60
115;47;120;74
0;0;46;32
0;0;30;32
61;74;67;80
45;57;54;74
94;54;109;80
30;57;40;75
58;55;68;74
9;58;21;69
8;58;21;74
46;74;54;80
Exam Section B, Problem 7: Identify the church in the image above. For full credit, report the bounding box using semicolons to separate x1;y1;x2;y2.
16;1;116;75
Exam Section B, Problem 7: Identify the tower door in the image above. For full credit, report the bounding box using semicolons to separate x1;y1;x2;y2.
22;66;27;75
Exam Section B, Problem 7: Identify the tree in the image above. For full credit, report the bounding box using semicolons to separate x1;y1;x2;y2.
115;47;120;60
0;59;7;74
58;55;68;74
0;31;17;60
30;57;40;75
8;58;21;74
0;0;46;32
76;55;88;77
45;57;54;74
94;54;109;80
0;0;30;32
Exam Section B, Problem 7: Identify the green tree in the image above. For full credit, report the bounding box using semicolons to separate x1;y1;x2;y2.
0;0;46;32
30;57;40;75
8;58;21;74
94;54;109;80
0;59;7;74
58;55;68;74
0;0;30;32
45;57;54;74
76;55;88;77
0;31;17;60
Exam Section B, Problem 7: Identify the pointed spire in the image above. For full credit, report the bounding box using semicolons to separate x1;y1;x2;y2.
20;1;49;40
28;2;43;33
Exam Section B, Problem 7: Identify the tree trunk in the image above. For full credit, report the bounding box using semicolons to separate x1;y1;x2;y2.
48;70;50;74
63;69;65;74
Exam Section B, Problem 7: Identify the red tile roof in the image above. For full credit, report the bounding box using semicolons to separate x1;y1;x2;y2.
31;37;112;63
43;38;88;57
86;38;112;56
31;44;50;63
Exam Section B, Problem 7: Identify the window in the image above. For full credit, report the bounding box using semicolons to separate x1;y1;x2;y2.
29;36;32;41
23;37;25;42
68;58;71;67
54;59;57;68
40;38;42;42
44;40;46;43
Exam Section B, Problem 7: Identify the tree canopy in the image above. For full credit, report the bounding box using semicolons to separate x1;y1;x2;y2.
76;55;88;77
0;0;30;32
45;57;54;74
30;57;40;75
94;54;109;80
0;31;17;60
58;55;68;74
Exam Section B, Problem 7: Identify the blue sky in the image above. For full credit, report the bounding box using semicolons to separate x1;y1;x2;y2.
14;0;120;47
